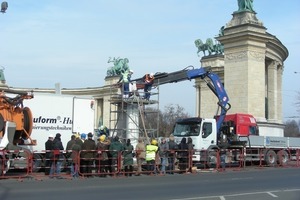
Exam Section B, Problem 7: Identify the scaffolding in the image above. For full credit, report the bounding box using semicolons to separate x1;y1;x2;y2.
108;83;159;146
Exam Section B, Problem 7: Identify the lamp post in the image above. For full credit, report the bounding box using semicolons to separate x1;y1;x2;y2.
1;1;8;13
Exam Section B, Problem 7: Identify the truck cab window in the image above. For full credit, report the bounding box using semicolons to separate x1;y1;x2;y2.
249;126;259;135
202;122;212;138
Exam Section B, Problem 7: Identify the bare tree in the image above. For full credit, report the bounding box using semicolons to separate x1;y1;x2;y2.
284;120;300;137
297;91;300;115
160;104;190;137
141;104;190;138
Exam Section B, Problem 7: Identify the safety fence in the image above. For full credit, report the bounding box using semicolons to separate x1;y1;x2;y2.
0;149;32;180
0;148;300;179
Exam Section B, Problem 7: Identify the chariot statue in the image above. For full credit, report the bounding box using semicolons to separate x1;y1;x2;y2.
195;38;224;57
106;57;130;76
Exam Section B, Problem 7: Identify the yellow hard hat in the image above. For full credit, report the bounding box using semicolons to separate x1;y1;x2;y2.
151;139;158;146
74;133;80;138
99;135;106;142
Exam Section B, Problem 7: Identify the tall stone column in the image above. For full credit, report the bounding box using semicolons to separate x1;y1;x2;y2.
216;9;288;136
277;65;283;123
218;11;268;122
267;61;278;122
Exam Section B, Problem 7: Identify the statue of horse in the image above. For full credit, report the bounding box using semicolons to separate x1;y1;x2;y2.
206;38;214;55
195;39;207;56
214;43;224;54
106;57;130;76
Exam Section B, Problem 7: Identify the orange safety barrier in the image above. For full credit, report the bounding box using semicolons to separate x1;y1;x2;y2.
76;150;124;178
216;149;243;172
0;149;31;180
1;147;300;180
43;149;70;179
297;149;300;167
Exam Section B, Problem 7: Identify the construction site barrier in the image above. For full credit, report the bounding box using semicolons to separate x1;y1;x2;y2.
1;147;300;180
0;149;31;180
216;149;244;171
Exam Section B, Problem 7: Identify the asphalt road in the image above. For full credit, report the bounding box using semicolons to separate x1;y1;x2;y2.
0;167;299;200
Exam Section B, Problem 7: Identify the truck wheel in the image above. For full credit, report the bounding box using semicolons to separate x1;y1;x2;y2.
277;150;289;165
207;151;217;168
32;154;42;172
265;150;277;167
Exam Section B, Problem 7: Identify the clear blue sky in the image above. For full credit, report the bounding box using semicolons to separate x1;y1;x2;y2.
1;0;299;121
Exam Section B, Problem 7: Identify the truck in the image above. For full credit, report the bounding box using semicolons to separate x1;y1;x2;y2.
168;67;300;168
134;66;300;167
0;91;95;175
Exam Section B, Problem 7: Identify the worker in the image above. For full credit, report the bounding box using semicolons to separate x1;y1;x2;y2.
44;134;54;175
96;135;111;177
71;136;82;178
123;139;134;177
75;133;83;147
50;133;64;178
177;137;188;173
66;135;76;174
159;137;169;175
143;73;154;100
135;138;146;176
80;133;87;142
109;136;124;176
167;134;178;174
117;69;133;98
98;125;110;137
187;137;194;173
81;132;96;177
146;139;158;175
218;133;229;171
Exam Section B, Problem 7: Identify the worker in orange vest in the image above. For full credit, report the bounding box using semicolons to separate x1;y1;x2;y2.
143;73;154;100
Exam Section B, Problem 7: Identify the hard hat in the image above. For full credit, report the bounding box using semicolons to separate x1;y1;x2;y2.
99;135;106;142
151;139;158;146
49;134;54;138
150;73;154;78
81;133;87;139
129;69;134;73
100;125;104;130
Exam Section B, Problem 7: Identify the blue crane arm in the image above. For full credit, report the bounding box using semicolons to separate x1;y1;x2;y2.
131;66;230;136
186;67;231;135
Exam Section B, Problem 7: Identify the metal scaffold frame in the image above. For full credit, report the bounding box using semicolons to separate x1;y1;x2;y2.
108;83;160;145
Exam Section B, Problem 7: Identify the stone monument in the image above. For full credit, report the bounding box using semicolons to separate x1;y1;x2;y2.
196;0;288;136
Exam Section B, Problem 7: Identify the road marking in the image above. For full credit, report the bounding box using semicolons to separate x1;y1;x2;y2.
171;189;300;200
283;188;300;192
267;192;278;198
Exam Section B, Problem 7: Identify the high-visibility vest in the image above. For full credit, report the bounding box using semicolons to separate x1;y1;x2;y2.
146;145;158;161
122;71;130;83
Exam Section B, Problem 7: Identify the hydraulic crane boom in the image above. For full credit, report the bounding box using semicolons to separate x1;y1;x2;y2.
186;67;231;135
133;66;231;135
